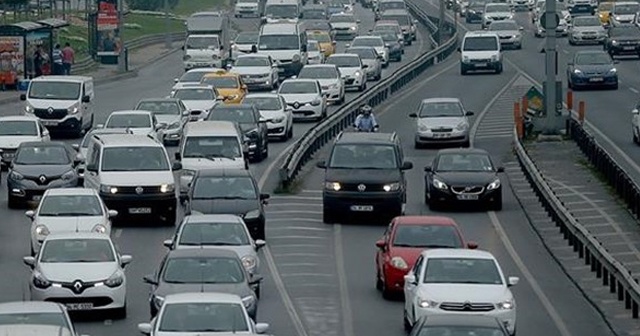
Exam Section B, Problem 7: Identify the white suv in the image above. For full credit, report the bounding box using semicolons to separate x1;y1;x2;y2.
83;134;181;226
459;31;503;75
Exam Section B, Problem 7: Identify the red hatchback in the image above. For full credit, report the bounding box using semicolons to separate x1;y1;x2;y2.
374;216;477;299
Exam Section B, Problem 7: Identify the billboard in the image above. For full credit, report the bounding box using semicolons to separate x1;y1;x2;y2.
0;37;24;82
96;0;122;56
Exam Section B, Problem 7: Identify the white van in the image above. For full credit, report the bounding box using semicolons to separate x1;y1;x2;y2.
20;75;94;137
257;22;308;78
459;31;503;75
263;0;301;23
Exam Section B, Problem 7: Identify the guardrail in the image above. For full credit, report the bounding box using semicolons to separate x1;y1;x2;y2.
513;127;640;320
277;2;458;188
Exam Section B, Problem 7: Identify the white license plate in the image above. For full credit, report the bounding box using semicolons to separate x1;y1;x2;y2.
66;303;93;310
350;205;374;211
40;120;58;126
433;133;450;138
623;46;635;50
589;77;603;82
457;194;479;200
32;195;42;201
129;207;152;214
474;63;487;67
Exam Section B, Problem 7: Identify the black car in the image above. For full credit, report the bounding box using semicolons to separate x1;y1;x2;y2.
567;50;618;90
424;148;503;211
208;104;269;162
6;141;80;208
302;5;328;19
604;24;640;58
465;2;486;23
316;132;413;224
372;31;404;61
183;168;270;240
409;315;509;336
569;3;595;17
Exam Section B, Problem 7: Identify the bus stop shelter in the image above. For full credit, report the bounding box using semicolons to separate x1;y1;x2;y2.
37;18;69;45
0;21;53;87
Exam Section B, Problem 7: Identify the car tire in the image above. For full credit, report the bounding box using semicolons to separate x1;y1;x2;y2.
568;38;575;45
287;125;294;139
568;80;573;89
359;81;366;92
262;142;269;159
7;192;19;209
163;211;176;227
376;270;383;291
460;66;467;76
414;141;423;149
323;207;336;224
113;304;127;319
403;309;412;332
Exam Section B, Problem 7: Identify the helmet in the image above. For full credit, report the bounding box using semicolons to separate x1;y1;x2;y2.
360;104;372;115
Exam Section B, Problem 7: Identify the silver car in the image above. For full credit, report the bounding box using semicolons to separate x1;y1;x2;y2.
569;16;606;44
133;99;189;145
231;54;280;90
345;47;383;81
0;301;81;336
347;35;389;66
408;98;474;148
26;188;117;255
23;233;132;318
488;20;523;49
170;85;220;121
330;13;360;39
482;3;514;29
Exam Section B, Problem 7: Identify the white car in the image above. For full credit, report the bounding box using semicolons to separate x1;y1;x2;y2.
347;36;389;67
172;68;219;94
297;64;345;104
76;128;133;182
243;93;294;140
345;47;383;81
232;32;259;54
409;98;473;148
307;40;326;64
330;13;360;39
631;104;640;144
403;249;518;335
23;233;132;318
232;54;279;90
326;53;367;91
26;188;117;255
138;292;270;335
277;79;327;121
0;116;50;169
235;0;260;17
568;16;606;44
482;3;514;29
0;301;79;336
610;1;639;26
488;20;523;49
170;85;219;118
100;110;163;142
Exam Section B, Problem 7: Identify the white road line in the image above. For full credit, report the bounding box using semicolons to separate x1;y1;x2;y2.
115;229;122;238
334;224;355;336
488;211;572;336
474;134;514;140
469;74;520;146
630;87;639;94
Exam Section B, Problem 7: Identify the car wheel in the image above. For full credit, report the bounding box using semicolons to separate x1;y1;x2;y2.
381;283;393;300
87;114;94;131
323;207;336;224
112;304;127;319
612;82;619;90
414;141;422;149
375;270;383;291
403;309;412;332
7;192;19;209
462;140;470;147
568;80;573;89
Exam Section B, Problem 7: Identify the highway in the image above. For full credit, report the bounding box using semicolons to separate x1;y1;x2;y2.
0;5;433;336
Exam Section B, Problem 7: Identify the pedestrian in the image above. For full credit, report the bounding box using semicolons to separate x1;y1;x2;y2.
51;44;64;75
33;47;43;78
62;42;75;75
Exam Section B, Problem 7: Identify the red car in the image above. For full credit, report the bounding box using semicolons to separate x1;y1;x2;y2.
374;216;477;299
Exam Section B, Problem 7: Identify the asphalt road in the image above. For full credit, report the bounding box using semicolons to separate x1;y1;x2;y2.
0;5;433;336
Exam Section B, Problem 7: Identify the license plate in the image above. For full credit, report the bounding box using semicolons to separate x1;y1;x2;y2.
474;63;487;67
433;133;450;138
40;120;58;126
350;205;374;211
32;195;42;201
65;303;93;310
129;207;152;214
623;46;635;50
457;194;479;200
589;77;603;82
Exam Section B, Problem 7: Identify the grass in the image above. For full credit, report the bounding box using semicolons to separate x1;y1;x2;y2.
172;0;230;16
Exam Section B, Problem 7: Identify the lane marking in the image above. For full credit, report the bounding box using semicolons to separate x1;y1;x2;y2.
488;211;572;336
630;87;639;94
469;74;520;146
334;224;355;336
115;229;122;238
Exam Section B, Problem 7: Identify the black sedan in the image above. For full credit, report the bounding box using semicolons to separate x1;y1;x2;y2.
567;50;618;90
465;1;486;23
604;24;640;58
409;315;509;336
424;148;503;211
208;104;269;162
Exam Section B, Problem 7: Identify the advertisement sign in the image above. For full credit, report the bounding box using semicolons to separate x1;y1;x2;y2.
0;37;24;82
96;0;122;56
26;31;52;77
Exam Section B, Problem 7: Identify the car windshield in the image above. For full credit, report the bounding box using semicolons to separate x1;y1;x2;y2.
375;32;398;42
179;71;214;83
193;176;258;199
490;21;518;30
573;16;601;26
14;146;69;165
327;56;361;67
353;38;384;47
185;36;220;50
106;114;151;128
183;136;242;159
0;313;68;328
279;81;319;94
308;32;332;42
303;9;326;19
308;41;320;51
235;32;258;44
258;35;300;50
374;24;400;33
329;144;398;169
424;257;503;284
599;2;612;11
173;88;215;100
201;76;239;89
486;4;510;11
346;48;376;59
179;222;251;246
208;107;256;123
418;326;506;336
162;257;245;284
101;147;170;171
575;52;611;65
419;102;464;117
81;130;127;148
330;15;356;22
136;102;181;115
379;1;406;10
38;195;103;216
462;36;498;51
159;303;249;332
235;56;271;67
436;153;494;172
243;97;283;110
299;67;339;79
265;4;299;17
40;239;115;263
614;3;639;14
28;82;81;100
0;120;38;136
393;225;463;248
610;26;640;37
380;15;409;25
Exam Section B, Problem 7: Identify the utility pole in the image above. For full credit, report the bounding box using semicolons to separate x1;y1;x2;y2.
117;0;126;72
164;0;172;48
438;0;445;45
542;0;563;134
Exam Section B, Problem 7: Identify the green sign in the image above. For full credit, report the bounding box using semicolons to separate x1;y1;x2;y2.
524;86;544;117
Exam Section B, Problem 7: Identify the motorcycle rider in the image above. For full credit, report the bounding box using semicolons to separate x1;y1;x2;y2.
353;105;379;132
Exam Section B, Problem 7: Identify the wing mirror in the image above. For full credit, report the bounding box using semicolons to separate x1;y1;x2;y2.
255;323;270;334
613;60;620;64
255;239;266;250
163;239;173;248
174;77;179;83
465;111;474;116
249;274;264;285
85;163;98;173
23;256;36;267
120;255;132;266
175;152;182;161
73;154;83;166
96;123;104;129
457;46;461;52
182;110;190;117
467;241;479;249
404;274;417;285
408;112;418;118
82;95;91;103
356;19;361;23
179;194;189;203
155;123;167;130
143;274;158;285
508;276;520;287
316;160;327;169
375;239;386;250
72;144;80;151
20;93;26;100
172;162;183;171
401;161;413;170
260;193;270;201
424;166;432;172
362;64;369;68
108;209;118;218
138;323;153;335
567;61;574;65
497;166;505;173
25;210;35;219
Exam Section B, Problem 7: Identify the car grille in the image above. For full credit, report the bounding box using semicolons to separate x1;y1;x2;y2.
451;186;485;194
34;108;67;120
334;27;351;31
287;101;312;108
339;182;389;192
499;35;514;39
242;74;267;79
113;185;164;195
439;302;495;312
45;297;114;308
490;16;508;20
26;174;63;186
618;40;639;45
470;58;491;63
432;128;454;132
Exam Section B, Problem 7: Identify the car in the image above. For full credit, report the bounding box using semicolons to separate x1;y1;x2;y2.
465;1;486;23
232;31;259;54
326;53;367;91
207;104;269;161
347;35;389;66
631;103;640;143
569;3;595;18
609;1;639;26
510;0;533;11
307;30;336;57
424;148;504;210
26;188;117;255
307;40;326;64
409;98;474;148
481;3;513;29
7;141;80;208
0;301;80;336
488;20;523;49
76;129;133;183
373;20;405;44
201;70;248;104
567;50;618;90
375;216;476;298
184;168;270;240
302;20;334;35
23;233;132;318
403;249;518;335
134;98;190;145
459;31;503;75
231;54;280;91
100;110;164;143
532;0;545;23
568;15;606;44
534;2;569;36
327;0;346;15
302;4;329;19
0;116;50;169
143;248;262;318
172;68;219;93
372;31;404;61
243;93;294;140
169;85;219;122
234;0;260;18
333;0;354;13
378;9;418;43
329;13;360;39
409;315;510;336
137;293;270;335
345;47;383;81
376;0;407;19
604;24;640;58
598;1;613;26
316;132;413;223
298;64;346;104
277;78;327;121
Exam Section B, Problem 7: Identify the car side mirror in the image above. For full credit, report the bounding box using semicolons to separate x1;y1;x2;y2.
497;166;505;173
255;239;266;250
174;77;179;83
72;144;80;151
467;241;479;249
25;210;35;219
179;194;189;203
424;166;432;172
457;46;461;52
260;193;270;200
108;209;118;218
375;239;386;250
401;161;413;170
633;109;640;115
138;323;153;335
508;276;520;287
249;274;264;285
163;239;173;248
567;61;574;66
332;41;337;45
182;110;190;117
316;160;327;169
285;107;293;112
414;19;419;24
241;84;248;90
155;123;167;130
465;111;474;116
172;162;183;171
86;163;98;172
20;93;26;101
175;152;182;161
120;255;132;266
23;256;36;267
82;95;91;103
180;45;184;50
143;274;158;285
404;274;417;285
73;154;83;166
272;63;278;68
408;112;417;118
220;45;224;50
255;323;270;334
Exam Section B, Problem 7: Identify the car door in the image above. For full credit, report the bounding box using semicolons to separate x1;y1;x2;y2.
376;220;394;274
404;254;424;320
83;142;101;189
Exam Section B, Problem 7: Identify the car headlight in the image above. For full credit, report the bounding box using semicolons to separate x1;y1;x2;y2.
455;121;468;131
383;182;401;192
25;105;34;113
152;295;165;308
160;184;175;193
92;224;107;234
325;182;341;191
615;16;622;21
35;224;49;237
612;40;619;45
241;295;256;308
33;272;51;289
351;26;357;30
272;116;285;123
68;105;79;114
419;124;429;132
390;256;408;269
241;255;257;270
418;298;439;308
311;98;322;106
183;55;191;61
491;54;499;61
355;71;362;77
104;270;124;288
9;170;23;180
245;209;261;220
292;54;301;62
100;184;118;194
61;170;76;181
497;299;515;310
433;178;448;190
609;68;617;74
487;178;501;190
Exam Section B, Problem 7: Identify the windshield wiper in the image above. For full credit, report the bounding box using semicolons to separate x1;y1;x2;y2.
200;241;243;246
216;196;252;200
164;280;190;284
456;280;492;284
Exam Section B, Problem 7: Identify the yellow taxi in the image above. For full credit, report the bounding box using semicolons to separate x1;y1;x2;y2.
307;30;336;57
200;70;247;104
598;2;614;25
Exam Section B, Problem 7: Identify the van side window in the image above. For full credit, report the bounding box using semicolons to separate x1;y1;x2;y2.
82;84;86;97
87;143;100;167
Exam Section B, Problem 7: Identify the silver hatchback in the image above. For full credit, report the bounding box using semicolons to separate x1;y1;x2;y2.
409;98;474;148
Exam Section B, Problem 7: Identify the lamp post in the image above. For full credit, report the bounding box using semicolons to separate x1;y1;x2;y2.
117;0;125;72
164;0;172;48
438;0;446;45
541;0;564;134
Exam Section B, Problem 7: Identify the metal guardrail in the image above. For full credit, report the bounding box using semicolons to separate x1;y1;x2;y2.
513;128;640;320
277;3;458;188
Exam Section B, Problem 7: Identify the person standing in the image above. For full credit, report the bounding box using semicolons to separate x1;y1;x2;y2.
33;47;43;78
51;44;64;75
62;43;75;75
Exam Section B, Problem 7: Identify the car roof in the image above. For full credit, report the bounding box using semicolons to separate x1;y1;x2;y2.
175;85;215;90
336;132;397;144
109;110;153;116
395;216;458;226
167;248;240;259
43;188;98;196
375;20;401;25
196;168;254;178
214;103;254;110
281;78;319;84
237;53;269;59
93;134;163;147
31;75;91;83
304;64;338;68
185;67;220;73
422;314;503;328
421;97;461;104
245;93;281;99
421;248;495;259
164;292;242;304
354;35;383;40
329;53;360;58
184;121;239;136
86;128;133;135
44;232;114;241
137;98;181;103
346;46;376;52
437;148;490;155
380;9;410;15
331;13;354;17
464;31;500;37
304;4;327;9
18;141;66;148
0;301;65;314
0;116;39;122
184;214;245;224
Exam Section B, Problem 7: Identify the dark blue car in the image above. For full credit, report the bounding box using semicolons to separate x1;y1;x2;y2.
567;50;619;90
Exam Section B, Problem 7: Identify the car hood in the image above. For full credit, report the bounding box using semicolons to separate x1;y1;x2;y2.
493;29;519;37
612;14;635;21
38;262;118;282
232;66;272;75
175;245;256;260
435;171;497;185
331;22;357;29
388;246;425;267
35;216;108;234
338;66;362;77
0;136;42;149
256;50;300;61
155;115;182;125
155;282;253;299
418;283;511;302
0;325;74;336
572;25;605;33
418;116;464;129
484;11;512;18
575;64;615;73
325;168;400;183
312;78;340;86
190;199;260;216
13;164;73;178
182;157;246;170
182;100;217;111
26;99;77;109
100;171;175;187
259;109;287;120
279;93;319;103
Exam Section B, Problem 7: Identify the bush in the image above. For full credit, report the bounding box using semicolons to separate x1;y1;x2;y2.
128;0;179;11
